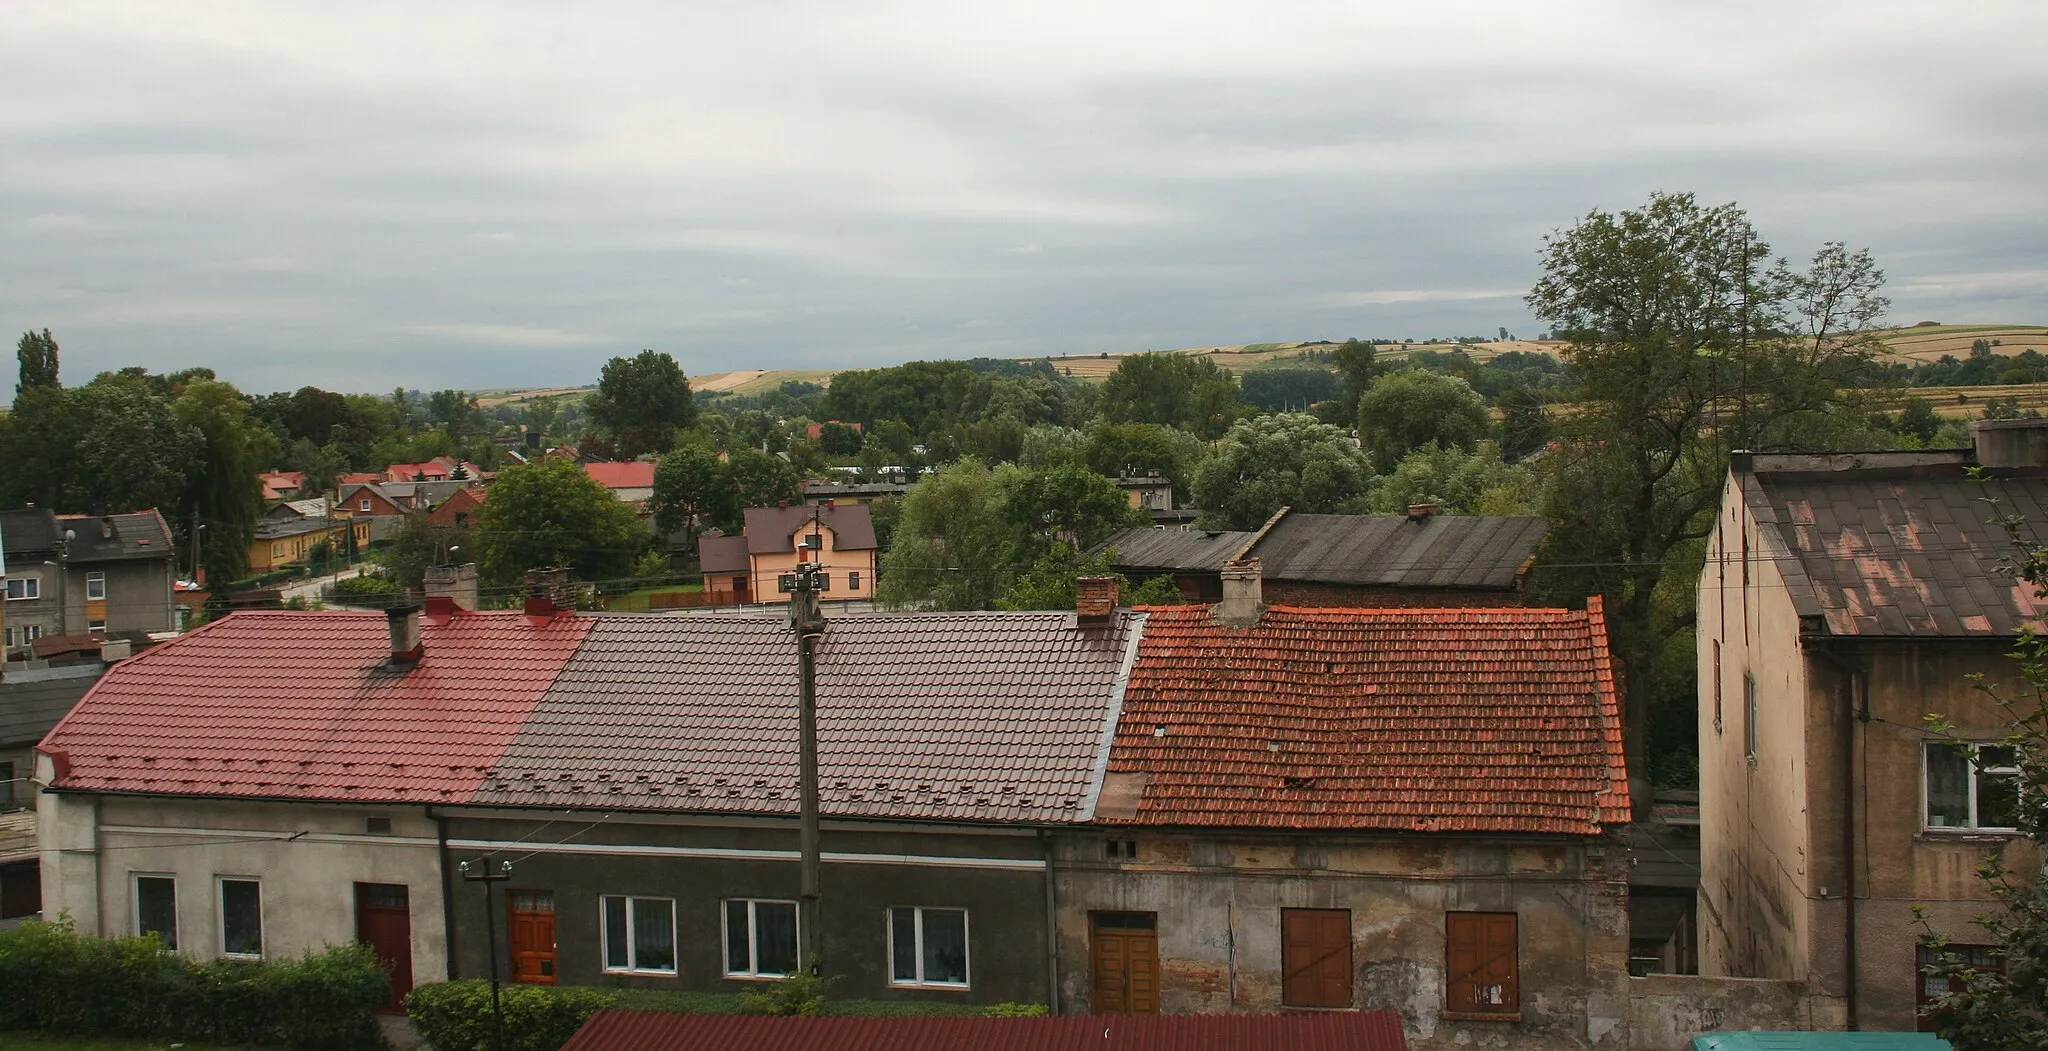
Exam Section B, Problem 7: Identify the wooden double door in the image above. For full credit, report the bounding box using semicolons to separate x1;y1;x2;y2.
1091;912;1159;1014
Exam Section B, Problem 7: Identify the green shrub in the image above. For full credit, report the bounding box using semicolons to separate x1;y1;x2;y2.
332;574;399;597
736;963;834;1017
0;920;387;1049
405;980;617;1051
984;1002;1050;1017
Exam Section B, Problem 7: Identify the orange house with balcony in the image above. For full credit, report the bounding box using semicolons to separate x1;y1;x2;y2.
697;504;878;605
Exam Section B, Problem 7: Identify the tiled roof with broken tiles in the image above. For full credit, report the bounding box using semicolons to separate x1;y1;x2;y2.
1099;601;1629;834
39;610;594;803
471;611;1141;823
1745;462;2048;636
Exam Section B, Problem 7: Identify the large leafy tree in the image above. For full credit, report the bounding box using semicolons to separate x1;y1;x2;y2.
1367;442;1538;517
584;350;697;457
1098;353;1247;439
724;449;801;529
1000;464;1142;551
1355;369;1492;471
1190;413;1373;530
1526;191;1891;778
473;457;647;585
648;442;729;539
16;329;59;391
171;379;274;582
1084;422;1206;496
66;378;201;515
1330;338;1384;407
877;459;1021;611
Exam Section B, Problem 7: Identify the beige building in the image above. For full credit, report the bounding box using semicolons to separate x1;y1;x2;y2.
1697;425;2048;1032
697;504;878;605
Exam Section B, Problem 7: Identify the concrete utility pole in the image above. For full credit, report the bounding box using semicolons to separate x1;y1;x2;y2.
781;519;828;973
459;857;512;1051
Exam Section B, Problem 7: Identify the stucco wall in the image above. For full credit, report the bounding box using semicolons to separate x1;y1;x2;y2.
747;521;879;604
1051;832;1630;1051
1625;974;1828;1050
37;782;447;982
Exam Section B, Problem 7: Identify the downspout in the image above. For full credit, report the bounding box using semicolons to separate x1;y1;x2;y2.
1040;829;1060;1014
432;806;460;981
1815;643;1863;1030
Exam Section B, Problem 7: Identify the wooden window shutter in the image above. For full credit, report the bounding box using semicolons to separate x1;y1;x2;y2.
1281;909;1351;1008
1446;912;1518;1015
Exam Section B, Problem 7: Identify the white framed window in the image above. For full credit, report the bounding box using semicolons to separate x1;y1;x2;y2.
7;624;44;647
1926;743;2021;831
723;898;799;978
87;620;106;635
218;877;263;957
889;906;969;988
359;499;372;511
134;874;178;949
85;571;107;601
271;543;284;560
5;577;39;601
600;895;676;974
848;571;862;591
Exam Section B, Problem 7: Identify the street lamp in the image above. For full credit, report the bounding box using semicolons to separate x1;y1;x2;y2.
459;858;512;1051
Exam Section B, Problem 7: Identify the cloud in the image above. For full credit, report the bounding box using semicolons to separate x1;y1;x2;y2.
1327;289;1527;308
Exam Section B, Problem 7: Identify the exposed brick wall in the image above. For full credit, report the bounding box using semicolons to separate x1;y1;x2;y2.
1260;579;1529;608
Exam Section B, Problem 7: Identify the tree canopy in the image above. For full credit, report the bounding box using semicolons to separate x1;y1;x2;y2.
584;350;698;457
1356;369;1492;471
1190;413;1372;530
1098;353;1246;439
473;456;647;585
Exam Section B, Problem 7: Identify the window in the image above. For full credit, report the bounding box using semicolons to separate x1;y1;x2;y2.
600;896;676;974
1711;640;1723;734
5;577;39;601
359;499;372;511
848;571;862;591
135;875;178;949
1743;673;1758;762
1446;912;1518;1016
218;878;263;957
1925;743;2020;831
1917;943;2003;1032
85;571;107;601
1281;908;1352;1008
724;898;798;977
890;907;968;987
271;543;284;560
87;620;106;635
1105;839;1138;860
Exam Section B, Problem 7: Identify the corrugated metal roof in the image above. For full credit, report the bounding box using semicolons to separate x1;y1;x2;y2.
1094;527;1254;572
1747;462;2048;637
744;504;878;554
1102;602;1629;834
0;662;103;746
0;509;60;557
561;1010;1410;1051
1248;513;1548;590
474;611;1141;824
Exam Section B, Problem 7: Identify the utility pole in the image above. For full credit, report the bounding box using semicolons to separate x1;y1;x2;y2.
459;858;513;1051
780;518;828;973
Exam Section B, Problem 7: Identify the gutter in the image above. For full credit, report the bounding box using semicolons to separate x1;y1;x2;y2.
1814;642;1865;1030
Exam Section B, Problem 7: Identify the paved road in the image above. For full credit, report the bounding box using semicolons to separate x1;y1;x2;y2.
280;563;374;604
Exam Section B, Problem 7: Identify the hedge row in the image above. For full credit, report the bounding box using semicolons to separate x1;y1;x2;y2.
0;920;389;1050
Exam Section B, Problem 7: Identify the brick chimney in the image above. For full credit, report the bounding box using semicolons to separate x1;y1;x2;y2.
1215;558;1264;628
424;562;479;612
1407;503;1438;521
1075;576;1118;621
1972;419;2048;467
386;605;423;665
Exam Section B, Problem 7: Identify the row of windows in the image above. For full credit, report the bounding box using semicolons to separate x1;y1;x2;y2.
131;874;263;957
1270;908;1516;1013
601;895;965;987
4;625;45;648
2;572;107;601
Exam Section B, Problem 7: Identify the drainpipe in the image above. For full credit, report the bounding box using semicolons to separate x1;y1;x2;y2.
1816;643;1864;1030
432;806;460;981
1040;830;1060;1014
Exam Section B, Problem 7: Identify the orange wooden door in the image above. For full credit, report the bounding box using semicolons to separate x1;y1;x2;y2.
354;883;413;1011
1091;913;1159;1014
509;891;557;985
1281;908;1352;1008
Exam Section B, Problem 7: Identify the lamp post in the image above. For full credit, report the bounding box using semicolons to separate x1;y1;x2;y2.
459;858;512;1051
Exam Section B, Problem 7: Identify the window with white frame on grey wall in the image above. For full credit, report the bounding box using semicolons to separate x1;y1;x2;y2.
218;877;262;957
85;571;106;601
600;895;676;974
135;874;178;949
889;906;968;987
5;577;38;600
1925;743;2020;831
724;898;798;978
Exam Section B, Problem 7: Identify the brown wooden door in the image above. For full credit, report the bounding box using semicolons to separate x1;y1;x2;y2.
1091;913;1159;1014
509;891;557;985
354;883;413;1011
1281;908;1352;1008
1446;912;1519;1015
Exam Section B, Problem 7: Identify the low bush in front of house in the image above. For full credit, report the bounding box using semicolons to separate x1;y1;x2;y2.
0;919;388;1050
405;981;619;1051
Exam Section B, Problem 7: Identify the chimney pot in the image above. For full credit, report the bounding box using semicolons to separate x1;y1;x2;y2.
424;562;479;612
1407;503;1437;521
1971;419;2048;468
1075;576;1118;620
386;605;423;665
1215;557;1264;628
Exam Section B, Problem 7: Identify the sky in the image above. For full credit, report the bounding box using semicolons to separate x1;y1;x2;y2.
3;1;2046;399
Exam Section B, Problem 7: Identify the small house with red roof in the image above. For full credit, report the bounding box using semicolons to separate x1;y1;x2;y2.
582;461;658;506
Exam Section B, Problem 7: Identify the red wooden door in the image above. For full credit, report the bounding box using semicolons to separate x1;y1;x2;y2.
510;891;557;985
354;883;413;1011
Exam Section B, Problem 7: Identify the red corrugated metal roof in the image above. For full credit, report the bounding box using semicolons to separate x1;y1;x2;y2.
560;1010;1410;1051
39;610;592;803
1103;599;1629;834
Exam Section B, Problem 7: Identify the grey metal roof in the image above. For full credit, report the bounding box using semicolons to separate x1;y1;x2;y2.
1249;513;1549;590
475;610;1144;824
0;509;59;558
254;517;338;540
1746;459;2048;637
0;662;103;746
1093;527;1255;572
53;512;174;564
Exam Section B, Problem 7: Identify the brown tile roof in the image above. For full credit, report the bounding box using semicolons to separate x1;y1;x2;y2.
1100;601;1629;834
743;504;877;554
1743;456;2048;636
473;611;1142;823
697;534;750;575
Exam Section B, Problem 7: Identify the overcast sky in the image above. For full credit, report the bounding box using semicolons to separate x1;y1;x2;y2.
4;1;2045;399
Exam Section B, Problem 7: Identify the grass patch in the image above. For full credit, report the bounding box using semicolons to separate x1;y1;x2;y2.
604;988;985;1018
0;1034;252;1051
602;582;705;612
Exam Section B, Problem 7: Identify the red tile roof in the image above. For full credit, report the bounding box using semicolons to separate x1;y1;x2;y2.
583;461;657;490
40;610;593;804
561;1010;1409;1051
1102;600;1628;835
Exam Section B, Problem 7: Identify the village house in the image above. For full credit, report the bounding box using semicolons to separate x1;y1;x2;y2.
1697;421;2048;1032
257;471;306;503
0;653;114;926
698;504;879;606
246;515;369;574
1093;506;1547;605
583;462;657;507
1053;566;1631;1051
335;480;485;542
1112;475;1174;513
427;487;486;529
385;457;488;485
2;509;178;652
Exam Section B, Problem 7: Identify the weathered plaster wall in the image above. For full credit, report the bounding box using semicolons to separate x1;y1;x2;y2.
1052;833;1629;1051
1625;975;1822;1051
1698;477;1814;983
37;783;447;980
